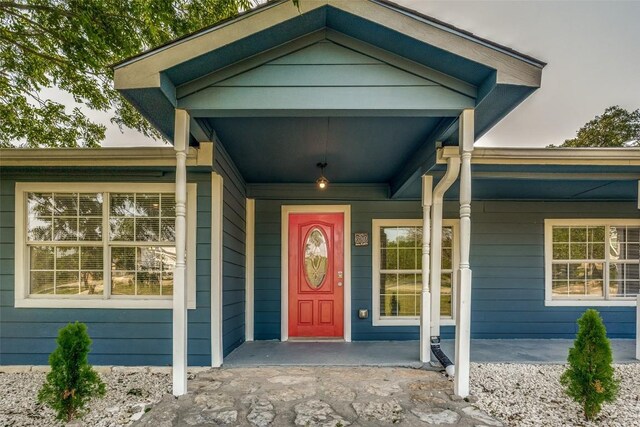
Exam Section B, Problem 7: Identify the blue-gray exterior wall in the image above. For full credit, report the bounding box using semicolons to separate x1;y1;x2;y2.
253;199;637;341
214;146;247;357
0;169;213;366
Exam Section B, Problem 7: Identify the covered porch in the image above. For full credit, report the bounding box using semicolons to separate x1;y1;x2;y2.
113;0;546;398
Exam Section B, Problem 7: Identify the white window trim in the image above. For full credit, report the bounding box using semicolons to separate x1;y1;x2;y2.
14;182;197;309
372;218;459;326
544;218;640;307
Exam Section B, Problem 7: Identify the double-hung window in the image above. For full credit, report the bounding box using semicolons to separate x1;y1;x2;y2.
372;219;459;326
15;183;196;309
545;219;640;306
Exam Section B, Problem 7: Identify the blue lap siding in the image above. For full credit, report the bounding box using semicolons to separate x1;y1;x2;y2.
214;145;247;356
253;199;637;341
0;169;213;366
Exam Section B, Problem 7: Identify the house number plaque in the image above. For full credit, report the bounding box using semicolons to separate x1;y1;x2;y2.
354;232;369;247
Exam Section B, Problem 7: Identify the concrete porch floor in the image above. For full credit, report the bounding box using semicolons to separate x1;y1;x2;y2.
224;339;638;367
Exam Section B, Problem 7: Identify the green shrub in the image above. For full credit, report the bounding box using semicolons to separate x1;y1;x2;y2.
560;309;619;420
38;322;106;422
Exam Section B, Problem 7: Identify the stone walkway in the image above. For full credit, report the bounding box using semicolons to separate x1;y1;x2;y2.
134;366;502;426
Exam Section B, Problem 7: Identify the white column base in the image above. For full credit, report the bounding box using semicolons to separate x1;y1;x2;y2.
454;268;472;398
420;289;431;363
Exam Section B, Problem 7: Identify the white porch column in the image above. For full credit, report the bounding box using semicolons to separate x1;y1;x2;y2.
454;109;474;398
430;155;461;364
420;175;433;363
173;109;190;396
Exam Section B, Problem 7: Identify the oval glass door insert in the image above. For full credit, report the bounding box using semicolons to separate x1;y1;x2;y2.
304;227;328;288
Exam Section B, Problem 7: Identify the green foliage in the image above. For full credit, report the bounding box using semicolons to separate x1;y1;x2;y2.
553;106;640;148
560;309;619;421
38;322;106;422
1;0;254;148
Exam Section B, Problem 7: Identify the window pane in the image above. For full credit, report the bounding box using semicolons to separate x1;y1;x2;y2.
397;273;416;295
553;243;569;260
137;247;162;271
27;217;52;241
30;246;54;270
625;281;640;297
380;274;397;294
112;247;135;270
570;227;587;243
110;193;136;216
136;193;160;218
161;271;173;296
56;271;79;294
553;227;569;242
53;217;78;241
30;271;54;294
80;247;103;270
161;219;176;242
398;249;417;270
440;273;452;317
160;247;176;272
380;293;397;317
111;271;135;295
52;194;78;217
442;248;453;269
161;194;175;217
56;247;79;270
79;217;102;241
396;293;417;316
587;280;603;297
552;263;568;280
381;248;397;270
570;243;587;259
442;227;453;247
79;193;102;216
137;272;161;295
568;280;585;296
610;281;623;297
28;193;52;217
589;243;605;260
109;217;134;241
80;271;103;295
552;280;569;296
136;218;160;241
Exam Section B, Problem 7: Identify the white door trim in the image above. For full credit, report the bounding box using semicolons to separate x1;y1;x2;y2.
281;205;352;342
211;173;224;367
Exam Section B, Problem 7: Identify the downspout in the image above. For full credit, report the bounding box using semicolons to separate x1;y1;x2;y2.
430;152;460;377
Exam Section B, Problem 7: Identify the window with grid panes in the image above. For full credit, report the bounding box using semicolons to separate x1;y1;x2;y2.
373;220;457;323
548;221;640;302
26;191;177;298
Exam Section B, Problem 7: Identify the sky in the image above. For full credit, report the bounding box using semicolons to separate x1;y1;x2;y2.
99;0;640;148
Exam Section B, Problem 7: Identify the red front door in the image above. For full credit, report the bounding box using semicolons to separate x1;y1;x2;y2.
288;212;344;338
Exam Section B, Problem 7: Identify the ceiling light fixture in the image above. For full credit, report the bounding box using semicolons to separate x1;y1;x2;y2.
316;162;329;190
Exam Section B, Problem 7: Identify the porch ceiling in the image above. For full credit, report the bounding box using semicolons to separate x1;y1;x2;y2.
208;116;441;183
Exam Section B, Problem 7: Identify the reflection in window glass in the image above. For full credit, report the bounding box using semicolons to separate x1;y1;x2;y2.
551;224;639;300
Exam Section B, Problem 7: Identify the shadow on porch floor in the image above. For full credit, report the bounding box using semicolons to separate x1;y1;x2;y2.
224;339;638;367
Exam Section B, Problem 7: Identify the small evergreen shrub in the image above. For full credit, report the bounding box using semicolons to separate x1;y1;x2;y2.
38;322;106;422
560;309;619;420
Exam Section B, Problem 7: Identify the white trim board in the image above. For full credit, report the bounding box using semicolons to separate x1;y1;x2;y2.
245;198;255;342
371;218;459;326
14;182;197;310
211;173;224;367
0;143;213;167
280;205;352;342
544;218;640;307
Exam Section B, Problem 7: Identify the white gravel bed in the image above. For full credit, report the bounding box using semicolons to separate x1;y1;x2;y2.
471;363;640;427
0;368;171;426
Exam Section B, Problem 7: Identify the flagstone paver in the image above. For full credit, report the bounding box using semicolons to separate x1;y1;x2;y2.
134;366;501;426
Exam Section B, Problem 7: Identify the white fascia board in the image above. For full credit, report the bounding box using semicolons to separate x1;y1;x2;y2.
438;146;640;166
0;143;213;167
114;0;543;91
